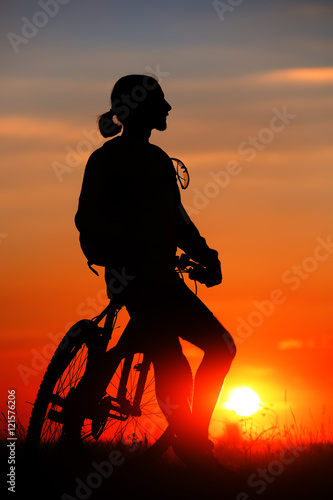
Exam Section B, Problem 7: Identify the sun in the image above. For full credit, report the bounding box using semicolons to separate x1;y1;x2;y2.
223;386;261;417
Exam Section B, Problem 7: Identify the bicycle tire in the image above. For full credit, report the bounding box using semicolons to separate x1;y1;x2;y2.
25;319;172;462
25;319;94;457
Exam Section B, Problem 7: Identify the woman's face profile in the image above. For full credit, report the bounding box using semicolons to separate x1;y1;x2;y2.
142;85;172;131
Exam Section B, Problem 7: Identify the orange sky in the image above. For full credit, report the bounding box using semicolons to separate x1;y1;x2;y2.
1;1;332;438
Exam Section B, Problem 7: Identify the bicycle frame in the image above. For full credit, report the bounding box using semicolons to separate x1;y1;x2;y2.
84;301;153;426
85;255;202;426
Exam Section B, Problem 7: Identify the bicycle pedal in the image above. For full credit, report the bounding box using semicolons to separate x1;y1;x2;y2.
46;393;68;423
130;405;142;417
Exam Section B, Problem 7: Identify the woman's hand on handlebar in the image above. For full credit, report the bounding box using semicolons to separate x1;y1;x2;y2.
176;250;223;288
200;249;222;287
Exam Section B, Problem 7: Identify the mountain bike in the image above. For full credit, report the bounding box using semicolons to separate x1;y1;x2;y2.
25;254;208;463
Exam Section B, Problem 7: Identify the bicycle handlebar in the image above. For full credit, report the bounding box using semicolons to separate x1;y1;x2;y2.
175;254;208;284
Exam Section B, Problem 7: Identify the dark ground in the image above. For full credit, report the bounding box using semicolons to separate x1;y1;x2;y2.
1;439;333;500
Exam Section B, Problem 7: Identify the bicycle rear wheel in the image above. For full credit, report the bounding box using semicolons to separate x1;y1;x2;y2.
25;319;95;457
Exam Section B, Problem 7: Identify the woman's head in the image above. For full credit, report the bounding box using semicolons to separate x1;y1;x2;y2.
98;74;171;138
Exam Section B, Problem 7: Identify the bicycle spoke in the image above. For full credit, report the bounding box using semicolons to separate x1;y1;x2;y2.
39;343;89;445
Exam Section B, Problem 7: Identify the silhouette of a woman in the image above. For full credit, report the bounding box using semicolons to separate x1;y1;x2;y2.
75;74;236;463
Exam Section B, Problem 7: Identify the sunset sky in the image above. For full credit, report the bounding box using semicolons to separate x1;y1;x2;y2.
1;0;332;435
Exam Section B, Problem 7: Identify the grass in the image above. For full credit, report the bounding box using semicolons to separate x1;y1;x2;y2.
1;408;332;500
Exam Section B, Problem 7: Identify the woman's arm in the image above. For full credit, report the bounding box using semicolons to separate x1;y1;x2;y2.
176;203;222;286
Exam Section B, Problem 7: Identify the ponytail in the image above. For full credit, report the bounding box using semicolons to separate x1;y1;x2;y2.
98;109;122;138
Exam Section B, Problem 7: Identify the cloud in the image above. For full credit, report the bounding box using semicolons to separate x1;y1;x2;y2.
256;67;333;84
166;67;333;92
278;339;304;350
0;114;77;140
291;3;333;17
278;336;333;350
